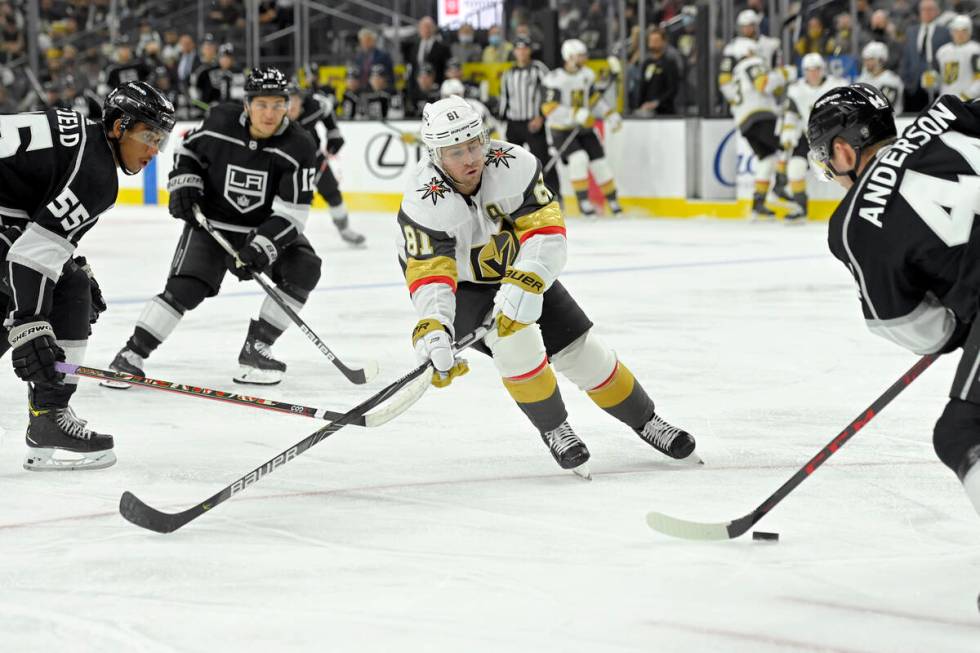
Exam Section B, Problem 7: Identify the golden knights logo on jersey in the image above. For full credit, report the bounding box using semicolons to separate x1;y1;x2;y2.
486;146;516;168
417;177;451;205
224;165;268;213
471;231;518;283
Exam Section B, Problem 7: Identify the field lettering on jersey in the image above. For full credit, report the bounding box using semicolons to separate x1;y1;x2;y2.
54;108;82;147
858;100;958;228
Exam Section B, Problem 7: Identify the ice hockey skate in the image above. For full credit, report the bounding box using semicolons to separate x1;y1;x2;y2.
235;321;287;385
541;421;591;479
636;412;701;464
337;224;367;247
749;194;777;222
24;393;116;471
101;346;145;389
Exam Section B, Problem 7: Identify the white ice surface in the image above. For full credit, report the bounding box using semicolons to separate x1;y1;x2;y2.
1;208;978;652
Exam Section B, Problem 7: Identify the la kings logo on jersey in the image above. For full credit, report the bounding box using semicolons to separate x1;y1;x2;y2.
224;165;268;213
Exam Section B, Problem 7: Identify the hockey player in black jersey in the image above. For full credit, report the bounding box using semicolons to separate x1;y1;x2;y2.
287;82;366;246
807;83;980;518
107;67;321;386
0;81;175;470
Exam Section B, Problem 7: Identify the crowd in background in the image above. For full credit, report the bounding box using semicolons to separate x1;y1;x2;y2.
0;0;977;118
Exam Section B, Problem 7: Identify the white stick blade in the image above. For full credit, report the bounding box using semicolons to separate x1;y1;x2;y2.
363;369;430;427
645;512;732;541
358;359;380;383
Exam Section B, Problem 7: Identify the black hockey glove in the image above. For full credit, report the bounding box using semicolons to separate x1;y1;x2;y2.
167;174;204;225
326;135;345;155
8;319;65;384
73;256;107;325
228;234;278;281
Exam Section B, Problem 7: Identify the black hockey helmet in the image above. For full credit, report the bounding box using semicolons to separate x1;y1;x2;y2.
102;81;176;174
807;82;896;182
244;66;290;99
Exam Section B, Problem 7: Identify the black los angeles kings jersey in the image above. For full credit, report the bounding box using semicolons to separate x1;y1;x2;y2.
828;96;980;355
0;109;118;324
294;92;345;158
171;103;317;237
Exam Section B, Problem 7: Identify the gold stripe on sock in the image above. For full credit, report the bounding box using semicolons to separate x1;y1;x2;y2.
503;360;558;404
587;362;636;409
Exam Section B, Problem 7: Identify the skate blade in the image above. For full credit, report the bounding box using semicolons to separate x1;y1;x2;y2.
24;448;117;471
572;462;592;480
100;379;134;390
677;452;704;466
233;365;283;386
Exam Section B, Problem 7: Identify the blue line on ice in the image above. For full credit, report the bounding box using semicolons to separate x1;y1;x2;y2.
108;253;824;306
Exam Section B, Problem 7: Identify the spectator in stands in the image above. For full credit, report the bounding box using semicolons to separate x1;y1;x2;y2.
136;19;161;55
364;63;401;120
162;29;181;63
452;23;482;64
558;1;583;41
865;10;902;72
481;24;513;63
0;1;24;65
354;27;394;87
444;58;479;98
189;36;220;109
0;83;15;113
580;2;607;54
635;27;680;116
98;38;151;97
832;13;858;57
207;0;246;41
175;34;199;88
404;62;441;118
405;16;451;83
745;0;770;35
794;15;837;63
341;65;365;119
900;0;951;112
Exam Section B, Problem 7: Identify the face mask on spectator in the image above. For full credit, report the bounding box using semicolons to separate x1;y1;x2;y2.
489;35;501;45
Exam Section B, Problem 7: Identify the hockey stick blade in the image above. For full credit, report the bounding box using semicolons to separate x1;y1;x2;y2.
192;207;379;385
119;491;189;534
645;354;937;541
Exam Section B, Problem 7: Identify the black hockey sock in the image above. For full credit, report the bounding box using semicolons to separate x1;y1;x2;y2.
128;329;162;358
31;380;77;410
250;318;285;346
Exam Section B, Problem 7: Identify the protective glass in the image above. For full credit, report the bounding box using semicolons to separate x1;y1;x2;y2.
435;132;489;168
250;99;288;112
128;125;171;152
808;141;836;182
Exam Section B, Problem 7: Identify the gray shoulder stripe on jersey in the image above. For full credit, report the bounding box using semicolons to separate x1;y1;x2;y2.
5;223;76;282
33;276;46;316
184;130;247;148
866;293;955;355
300;109;325;125
264;147;301;169
0;206;29;219
175;145;203;166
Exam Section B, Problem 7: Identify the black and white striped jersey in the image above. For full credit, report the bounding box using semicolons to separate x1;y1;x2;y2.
827;95;980;354
499;61;549;121
0;108;117;324
170;103;318;237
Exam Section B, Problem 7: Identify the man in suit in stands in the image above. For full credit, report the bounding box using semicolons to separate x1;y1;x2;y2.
900;0;951;112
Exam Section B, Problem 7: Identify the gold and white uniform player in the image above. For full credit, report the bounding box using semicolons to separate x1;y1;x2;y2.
928;15;980;101
541;38;623;217
856;41;904;114
397;95;697;477
718;34;787;220
779;53;847;221
439;78;501;137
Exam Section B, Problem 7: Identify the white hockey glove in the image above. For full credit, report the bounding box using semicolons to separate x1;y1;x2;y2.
573;107;595;128
412;319;469;388
920;69;939;90
604;112;623;133
493;267;546;338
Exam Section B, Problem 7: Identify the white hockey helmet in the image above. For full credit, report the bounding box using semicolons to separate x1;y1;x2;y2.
561;38;588;63
736;9;761;27
440;78;466;99
726;36;758;62
861;41;889;62
949;14;972;37
420;95;488;169
801;53;826;70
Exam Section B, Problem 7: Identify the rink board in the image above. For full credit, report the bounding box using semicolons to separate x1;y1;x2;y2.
117;117;920;219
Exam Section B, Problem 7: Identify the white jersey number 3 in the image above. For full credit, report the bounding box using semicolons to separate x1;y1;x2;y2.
899;132;980;247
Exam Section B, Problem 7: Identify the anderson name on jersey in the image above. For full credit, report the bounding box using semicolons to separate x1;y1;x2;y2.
396;140;565;329
169;103;318;235
0;109;119;323
827;95;980;354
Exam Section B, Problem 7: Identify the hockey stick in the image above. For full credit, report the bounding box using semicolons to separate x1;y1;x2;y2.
55;362;415;428
194;207;379;385
646;354;938;540
119;322;491;533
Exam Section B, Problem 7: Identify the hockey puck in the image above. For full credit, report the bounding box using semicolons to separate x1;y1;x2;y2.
752;531;779;542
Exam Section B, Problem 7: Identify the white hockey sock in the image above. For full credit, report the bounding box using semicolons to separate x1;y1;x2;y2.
964;460;980;517
56;339;87;386
258;293;305;333
329;202;348;221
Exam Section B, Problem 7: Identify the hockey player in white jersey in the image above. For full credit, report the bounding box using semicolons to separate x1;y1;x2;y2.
397;96;697;477
856;42;904;114
439;78;501;137
778;53;846;223
735;9;781;67
718;36;786;220
541;39;623;217
923;15;979;101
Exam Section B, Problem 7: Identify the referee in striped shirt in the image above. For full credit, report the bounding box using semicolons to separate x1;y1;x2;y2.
499;37;560;196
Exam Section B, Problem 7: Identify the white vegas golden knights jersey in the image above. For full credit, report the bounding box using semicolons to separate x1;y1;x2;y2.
782;75;848;144
719;48;781;127
541;66;611;130
935;40;980;100
855;69;904;114
396;140;565;328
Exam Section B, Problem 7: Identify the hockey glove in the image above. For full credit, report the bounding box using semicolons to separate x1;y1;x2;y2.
412;319;469;388
493;267;546;338
167;174;204;225
604;112;623;133
326;135;345;155
238;233;278;273
921;70;938;90
574;107;595;128
73;256;107;325
8;319;65;384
